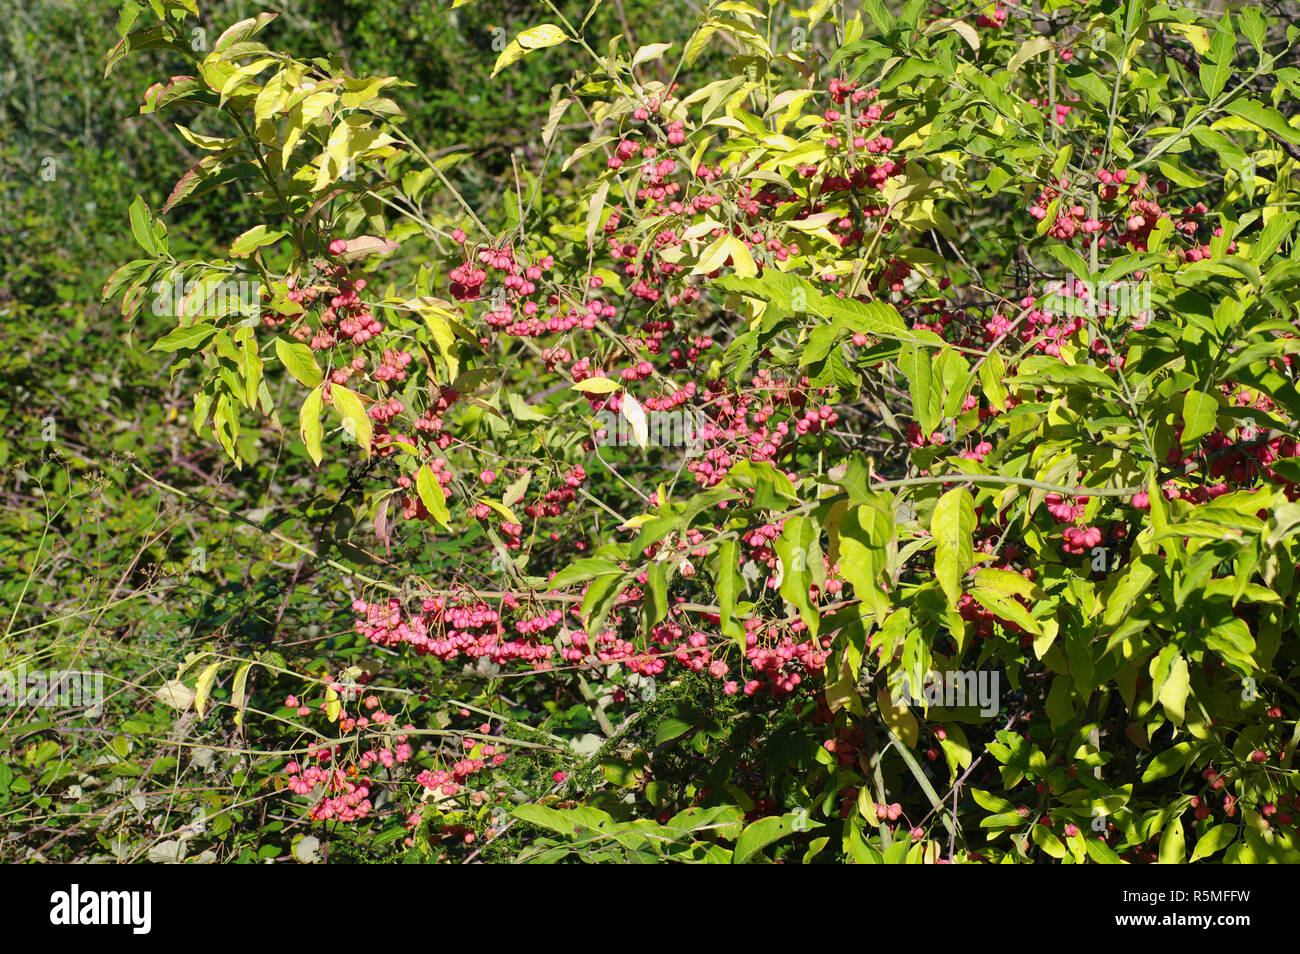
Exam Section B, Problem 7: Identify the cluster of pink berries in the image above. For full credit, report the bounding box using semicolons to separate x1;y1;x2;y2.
1061;525;1103;554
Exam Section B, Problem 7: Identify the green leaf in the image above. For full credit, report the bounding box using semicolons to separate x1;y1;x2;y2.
971;567;1039;600
1101;554;1160;628
1223;99;1300;147
1198;27;1235;100
1013;356;1118;393
732;813;798;864
1156;159;1207;189
979;351;1007;412
900;345;938;435
642;560;669;631
1237;8;1265;53
1189;823;1236;862
774;515;820;635
938;350;973;421
1181;389;1218;448
115;1;141;39
932;486;975;611
1031;823;1067;859
230;224;289;256
1008;36;1053;74
152;323;217;352
1253;211;1298;265
1158;814;1186;864
585;178;611;248
581;572;625;635
655;718;692;745
1036;196;1060;237
236;327;262;410
861;0;894;35
970;788;1013;813
838;503;892;620
1189;128;1246;178
1141;741;1195;783
128;195;161;255
513;803;611;837
712;539;745;647
549;557;623;590
274;338;323;388
883;837;911;864
1085;838;1125;864
971;587;1042;638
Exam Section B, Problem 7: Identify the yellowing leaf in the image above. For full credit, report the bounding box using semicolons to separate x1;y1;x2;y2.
155;680;195;710
231;662;253;728
571;376;622;394
518;24;567;48
480;498;521;524
416;465;452;529
693;234;757;277
684;24;717;66
877;687;919;749
300;386;324;466
492;24;568;76
725;235;758;278
972;567;1039;600
402;297;466;379
332;386;373;456
193;661;221;717
632;42;673;67
1008;36;1053;73
1165;21;1212;55
826;654;867;715
1159;653;1190;725
693;235;731;275
622;391;649;448
928;17;978;54
333;236;398;263
586;179;610;248
312;118;394;192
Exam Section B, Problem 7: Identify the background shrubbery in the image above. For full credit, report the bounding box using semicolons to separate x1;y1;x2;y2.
4;0;1300;864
